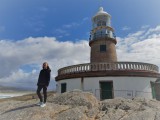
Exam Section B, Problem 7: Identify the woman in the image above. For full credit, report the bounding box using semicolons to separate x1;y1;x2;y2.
37;62;51;107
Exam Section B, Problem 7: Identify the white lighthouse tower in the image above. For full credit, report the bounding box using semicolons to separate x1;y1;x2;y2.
55;7;160;100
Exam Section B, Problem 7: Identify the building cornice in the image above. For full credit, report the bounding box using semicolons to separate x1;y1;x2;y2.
55;62;160;81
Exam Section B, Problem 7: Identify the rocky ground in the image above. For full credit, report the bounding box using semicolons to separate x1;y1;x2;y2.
0;90;160;120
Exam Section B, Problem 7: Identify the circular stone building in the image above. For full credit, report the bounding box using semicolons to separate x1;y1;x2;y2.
55;7;160;100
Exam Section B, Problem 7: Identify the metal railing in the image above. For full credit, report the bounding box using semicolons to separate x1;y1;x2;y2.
89;32;116;41
94;89;152;100
135;91;152;98
95;89;134;100
58;62;159;75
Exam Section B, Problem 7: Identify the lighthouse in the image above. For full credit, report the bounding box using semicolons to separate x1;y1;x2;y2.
90;7;117;63
55;7;160;100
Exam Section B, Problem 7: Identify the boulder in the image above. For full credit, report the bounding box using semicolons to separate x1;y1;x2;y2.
49;90;99;109
1;91;160;120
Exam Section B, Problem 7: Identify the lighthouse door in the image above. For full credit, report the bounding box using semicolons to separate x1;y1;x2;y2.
61;83;66;93
100;81;113;100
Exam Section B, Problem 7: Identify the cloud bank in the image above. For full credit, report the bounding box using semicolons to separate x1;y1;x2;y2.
0;37;89;90
0;25;160;90
117;25;160;64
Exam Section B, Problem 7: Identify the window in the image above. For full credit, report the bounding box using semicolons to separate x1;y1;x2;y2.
97;21;106;26
97;22;101;26
102;21;106;26
100;45;106;52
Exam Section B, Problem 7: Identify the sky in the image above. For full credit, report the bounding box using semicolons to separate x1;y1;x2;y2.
0;0;160;90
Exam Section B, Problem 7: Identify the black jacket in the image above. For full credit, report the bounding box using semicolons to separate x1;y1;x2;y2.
37;69;51;86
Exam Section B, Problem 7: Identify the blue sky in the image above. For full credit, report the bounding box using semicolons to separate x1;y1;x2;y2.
0;0;160;90
1;0;160;40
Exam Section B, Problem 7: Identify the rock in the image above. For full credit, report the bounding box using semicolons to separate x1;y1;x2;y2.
99;98;141;111
1;91;160;120
121;109;157;120
53;106;88;120
49;90;99;109
100;108;127;120
86;107;99;118
0;101;70;120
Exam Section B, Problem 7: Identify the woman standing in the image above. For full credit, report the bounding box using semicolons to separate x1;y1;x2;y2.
37;62;51;107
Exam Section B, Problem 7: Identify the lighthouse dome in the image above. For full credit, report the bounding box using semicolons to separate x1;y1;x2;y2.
93;7;111;20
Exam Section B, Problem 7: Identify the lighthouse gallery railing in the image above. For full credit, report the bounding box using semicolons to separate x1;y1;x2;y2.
58;62;159;75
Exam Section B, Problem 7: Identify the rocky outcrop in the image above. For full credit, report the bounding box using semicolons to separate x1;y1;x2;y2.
1;90;160;120
48;90;99;109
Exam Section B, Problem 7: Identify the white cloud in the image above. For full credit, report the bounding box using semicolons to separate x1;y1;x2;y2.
24;16;45;32
0;69;37;89
143;26;160;38
55;29;68;34
54;29;70;38
0;68;56;90
54;18;89;38
127;30;145;38
117;25;160;66
0;37;90;90
82;17;89;21
141;25;150;29
63;22;79;28
1;25;160;90
62;17;89;29
122;26;131;31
